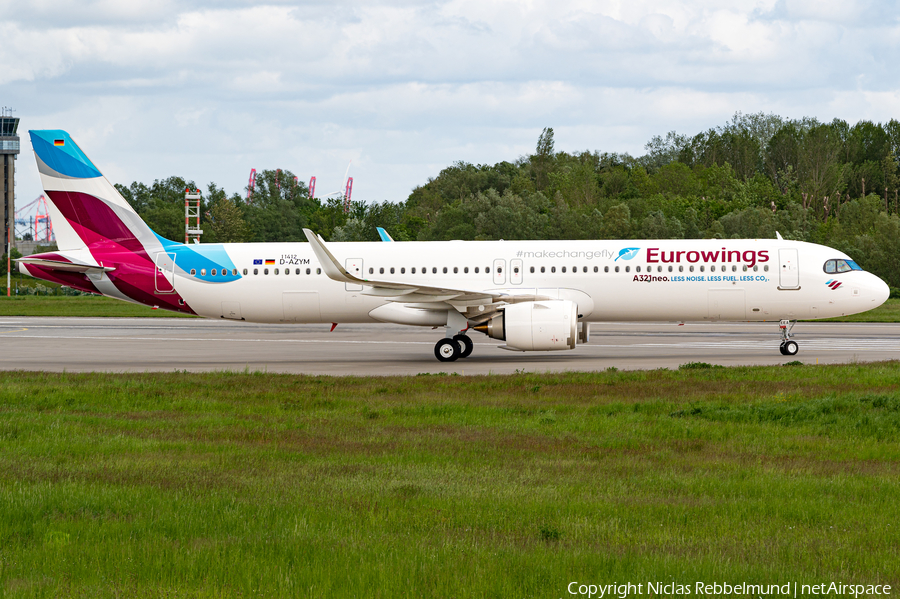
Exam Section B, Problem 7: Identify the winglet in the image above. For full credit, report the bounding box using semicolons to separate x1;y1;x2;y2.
302;228;364;285
376;227;394;242
776;231;783;240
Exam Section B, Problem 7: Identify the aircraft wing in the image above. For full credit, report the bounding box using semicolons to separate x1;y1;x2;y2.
303;229;547;319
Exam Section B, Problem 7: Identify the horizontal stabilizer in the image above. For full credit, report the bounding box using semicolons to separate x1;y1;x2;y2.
16;257;115;274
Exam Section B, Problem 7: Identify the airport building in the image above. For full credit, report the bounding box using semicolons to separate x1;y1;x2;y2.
1;111;19;251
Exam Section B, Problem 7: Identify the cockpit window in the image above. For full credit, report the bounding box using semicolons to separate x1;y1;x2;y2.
824;259;862;274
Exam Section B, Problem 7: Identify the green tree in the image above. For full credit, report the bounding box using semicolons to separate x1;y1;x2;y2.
206;196;249;243
532;127;555;191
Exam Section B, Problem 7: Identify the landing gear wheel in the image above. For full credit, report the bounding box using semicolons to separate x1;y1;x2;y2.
779;342;787;355
453;335;474;359
782;340;799;356
435;338;462;362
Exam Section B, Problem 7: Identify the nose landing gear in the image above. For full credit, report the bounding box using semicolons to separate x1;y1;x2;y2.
778;319;799;355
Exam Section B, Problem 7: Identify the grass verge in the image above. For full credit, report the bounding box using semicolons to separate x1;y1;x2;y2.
0;295;195;318
2;294;898;321
1;364;899;597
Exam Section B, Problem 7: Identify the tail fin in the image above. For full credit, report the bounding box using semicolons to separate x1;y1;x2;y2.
30;130;164;254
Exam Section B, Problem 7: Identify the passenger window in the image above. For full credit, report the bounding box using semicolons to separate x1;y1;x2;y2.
390;267;395;274
636;266;641;273
201;269;206;276
732;265;737;272
753;266;758;272
699;266;704;272
295;268;300;275
689;266;694;272
233;269;238;276
242;269;247;275
380;267;385;274
253;268;258;275
453;267;458;273
541;266;545;273
369;267;374;274
486;267;490;274
679;265;683;272
443;267;448;274
584;266;588;273
433;267;438;274
464;267;469;273
763;265;769;272
264;268;268;275
615;266;619;273
604;266;609;273
306;268;311;275
625;266;630;273
497;267;502;273
474;267;479;274
284;269;289;275
667;266;672;272
212;269;217;276
317;268;321;274
274;268;279;275
411;267;416;274
551;266;556;273
710;265;715;272
657;266;662;273
562;266;566;273
530;266;535;273
742;265;747;272
593;266;598;273
401;267;405;274
191;269;196;276
514;267;519;274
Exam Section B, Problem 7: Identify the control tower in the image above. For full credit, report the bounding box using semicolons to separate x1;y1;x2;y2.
1;108;19;251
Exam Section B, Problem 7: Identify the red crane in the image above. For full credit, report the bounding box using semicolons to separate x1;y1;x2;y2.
247;169;257;200
14;195;54;242
344;177;353;214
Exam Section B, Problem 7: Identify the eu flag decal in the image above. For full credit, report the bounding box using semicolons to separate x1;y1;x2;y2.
253;259;263;265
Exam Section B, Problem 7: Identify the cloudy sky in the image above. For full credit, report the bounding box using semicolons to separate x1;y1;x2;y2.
3;0;899;219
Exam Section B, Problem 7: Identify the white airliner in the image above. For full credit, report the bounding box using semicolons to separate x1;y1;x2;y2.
18;130;890;361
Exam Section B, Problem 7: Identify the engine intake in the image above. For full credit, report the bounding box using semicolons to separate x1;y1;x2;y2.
475;300;578;351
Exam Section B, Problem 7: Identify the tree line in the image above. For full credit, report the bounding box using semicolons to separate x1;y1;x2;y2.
112;112;900;290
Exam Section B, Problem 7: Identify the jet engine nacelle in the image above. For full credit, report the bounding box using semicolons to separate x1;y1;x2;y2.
480;300;578;351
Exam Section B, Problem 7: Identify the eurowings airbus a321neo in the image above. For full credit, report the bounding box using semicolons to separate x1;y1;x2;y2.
18;130;890;361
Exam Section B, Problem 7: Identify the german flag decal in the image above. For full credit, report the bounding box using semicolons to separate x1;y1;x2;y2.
265;259;275;265
54;139;65;146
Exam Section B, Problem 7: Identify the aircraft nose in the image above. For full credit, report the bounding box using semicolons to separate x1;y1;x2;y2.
872;275;890;307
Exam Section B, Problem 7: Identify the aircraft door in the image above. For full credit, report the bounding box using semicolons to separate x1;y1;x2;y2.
510;258;523;285
154;252;176;294
778;249;800;289
345;258;363;291
493;258;506;285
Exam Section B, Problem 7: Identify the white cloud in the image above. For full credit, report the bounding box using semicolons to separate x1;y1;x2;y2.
5;0;900;219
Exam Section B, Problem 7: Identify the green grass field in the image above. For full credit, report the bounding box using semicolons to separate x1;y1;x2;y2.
0;295;196;318
1;365;899;597
2;292;898;321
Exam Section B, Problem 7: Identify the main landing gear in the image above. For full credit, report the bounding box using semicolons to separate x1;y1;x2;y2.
434;334;474;362
778;319;799;356
434;311;475;362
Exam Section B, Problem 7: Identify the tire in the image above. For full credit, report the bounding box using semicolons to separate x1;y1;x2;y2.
453;334;474;359
434;338;461;362
779;342;787;355
783;340;799;356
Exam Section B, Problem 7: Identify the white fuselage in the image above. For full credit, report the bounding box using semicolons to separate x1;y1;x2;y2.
170;238;889;325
